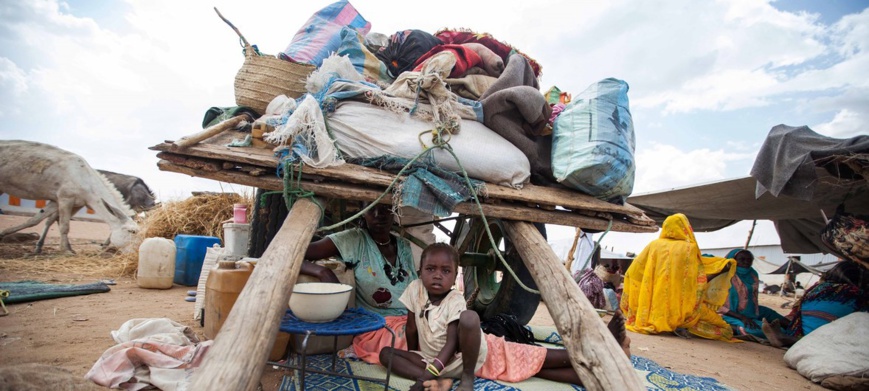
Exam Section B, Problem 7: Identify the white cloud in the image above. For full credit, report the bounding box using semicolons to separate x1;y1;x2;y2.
632;142;754;193
0;0;866;205
0;58;28;117
813;109;866;138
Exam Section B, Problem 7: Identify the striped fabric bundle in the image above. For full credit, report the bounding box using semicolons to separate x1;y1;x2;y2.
281;0;371;67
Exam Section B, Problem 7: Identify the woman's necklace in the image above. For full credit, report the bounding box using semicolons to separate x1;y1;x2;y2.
373;236;391;246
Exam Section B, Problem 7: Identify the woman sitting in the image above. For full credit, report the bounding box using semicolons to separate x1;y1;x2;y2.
621;213;736;341
301;203;418;364
719;249;787;339
576;247;621;311
762;260;867;347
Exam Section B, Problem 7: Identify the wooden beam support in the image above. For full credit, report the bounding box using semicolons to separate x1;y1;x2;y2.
189;198;321;391
503;221;644;391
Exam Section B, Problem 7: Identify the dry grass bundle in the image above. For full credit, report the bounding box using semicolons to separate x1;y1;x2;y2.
141;193;253;241
0;246;135;281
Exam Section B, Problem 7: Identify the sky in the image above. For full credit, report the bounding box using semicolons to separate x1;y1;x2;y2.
1;0;867;255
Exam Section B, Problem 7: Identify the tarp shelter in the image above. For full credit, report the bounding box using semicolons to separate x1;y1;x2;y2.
628;125;869;255
767;257;825;276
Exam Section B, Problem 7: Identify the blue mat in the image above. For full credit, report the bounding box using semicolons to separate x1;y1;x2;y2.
277;353;732;391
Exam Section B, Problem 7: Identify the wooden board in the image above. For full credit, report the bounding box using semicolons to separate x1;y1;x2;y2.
150;136;658;233
158;160;656;233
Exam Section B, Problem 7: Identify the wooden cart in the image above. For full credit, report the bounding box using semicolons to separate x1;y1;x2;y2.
151;128;657;390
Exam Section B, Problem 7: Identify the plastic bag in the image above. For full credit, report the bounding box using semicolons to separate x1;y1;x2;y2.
551;78;636;204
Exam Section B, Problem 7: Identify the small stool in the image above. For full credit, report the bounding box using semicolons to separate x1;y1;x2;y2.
269;307;395;390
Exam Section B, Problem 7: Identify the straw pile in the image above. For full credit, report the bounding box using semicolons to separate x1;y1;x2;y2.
0;249;135;281
139;192;253;242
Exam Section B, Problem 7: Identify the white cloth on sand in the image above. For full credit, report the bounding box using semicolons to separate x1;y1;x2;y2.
86;318;212;391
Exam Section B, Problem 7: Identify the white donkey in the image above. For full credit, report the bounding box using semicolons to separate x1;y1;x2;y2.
0;140;139;254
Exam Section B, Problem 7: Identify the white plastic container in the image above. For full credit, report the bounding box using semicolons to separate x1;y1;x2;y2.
138;237;176;289
223;223;251;257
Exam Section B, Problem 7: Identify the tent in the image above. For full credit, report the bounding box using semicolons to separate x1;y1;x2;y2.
767;257;825;275
628;125;869;255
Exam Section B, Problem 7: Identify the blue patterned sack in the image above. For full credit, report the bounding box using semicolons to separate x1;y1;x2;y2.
551;78;636;204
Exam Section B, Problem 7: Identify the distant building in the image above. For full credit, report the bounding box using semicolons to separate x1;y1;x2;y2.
0;193;101;222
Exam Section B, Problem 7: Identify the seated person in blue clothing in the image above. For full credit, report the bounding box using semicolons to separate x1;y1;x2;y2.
762;260;868;347
719;249;787;339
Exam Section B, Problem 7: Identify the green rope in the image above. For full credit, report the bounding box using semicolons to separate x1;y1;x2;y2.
439;142;540;295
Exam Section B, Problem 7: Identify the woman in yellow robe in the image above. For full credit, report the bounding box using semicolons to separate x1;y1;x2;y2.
620;213;736;341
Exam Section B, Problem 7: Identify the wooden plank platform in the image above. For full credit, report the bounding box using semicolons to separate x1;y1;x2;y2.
150;132;658;233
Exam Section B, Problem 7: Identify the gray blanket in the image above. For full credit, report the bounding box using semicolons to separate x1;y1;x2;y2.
751;125;869;201
480;54;555;185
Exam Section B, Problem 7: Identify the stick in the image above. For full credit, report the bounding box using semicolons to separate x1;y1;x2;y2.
503;221;644;391
174;115;247;149
189;198;321;391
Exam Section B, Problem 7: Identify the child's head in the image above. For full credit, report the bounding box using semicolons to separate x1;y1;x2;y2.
419;243;459;297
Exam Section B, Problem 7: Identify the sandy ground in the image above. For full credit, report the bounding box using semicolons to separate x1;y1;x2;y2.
0;215;825;390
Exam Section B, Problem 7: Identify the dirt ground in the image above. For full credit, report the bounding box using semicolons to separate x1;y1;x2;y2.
0;215;825;390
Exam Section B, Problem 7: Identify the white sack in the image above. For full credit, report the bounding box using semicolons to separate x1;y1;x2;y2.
784;312;869;384
327;101;530;188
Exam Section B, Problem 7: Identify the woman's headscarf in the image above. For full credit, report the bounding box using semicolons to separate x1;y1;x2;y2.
660;213;697;244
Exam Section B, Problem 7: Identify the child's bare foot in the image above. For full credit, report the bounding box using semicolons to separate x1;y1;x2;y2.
457;373;476;391
761;319;784;348
607;310;632;357
421;378;454;391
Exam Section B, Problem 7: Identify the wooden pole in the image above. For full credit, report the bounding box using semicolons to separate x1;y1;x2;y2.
503;221;644;391
189;198;321;391
744;219;757;249
174;115;247;149
563;227;582;273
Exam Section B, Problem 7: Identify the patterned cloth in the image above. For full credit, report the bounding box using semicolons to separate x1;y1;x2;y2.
578;268;606;309
621;214;736;341
784;281;867;337
278;350;733;391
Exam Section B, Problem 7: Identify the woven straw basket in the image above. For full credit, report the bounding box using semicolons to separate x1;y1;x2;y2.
216;8;315;114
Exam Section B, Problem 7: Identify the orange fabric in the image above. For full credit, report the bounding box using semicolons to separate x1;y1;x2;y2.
475;334;547;383
352;315;407;364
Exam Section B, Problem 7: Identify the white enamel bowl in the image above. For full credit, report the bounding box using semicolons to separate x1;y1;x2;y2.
289;282;353;323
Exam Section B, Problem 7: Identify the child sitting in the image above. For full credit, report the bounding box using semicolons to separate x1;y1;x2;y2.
380;243;631;391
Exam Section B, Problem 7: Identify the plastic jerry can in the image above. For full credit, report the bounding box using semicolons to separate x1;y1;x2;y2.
204;260;254;340
202;260;290;360
174;234;221;286
222;223;250;257
137;237;176;289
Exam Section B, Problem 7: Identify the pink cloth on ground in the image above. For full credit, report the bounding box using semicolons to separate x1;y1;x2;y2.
352;315;407;364
475;334;547;383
